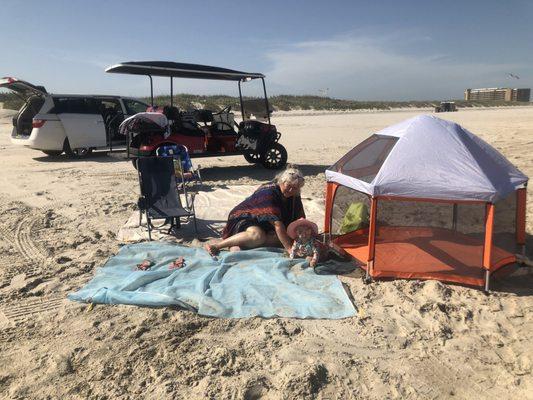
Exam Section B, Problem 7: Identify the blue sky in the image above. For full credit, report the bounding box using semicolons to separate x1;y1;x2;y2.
2;0;532;100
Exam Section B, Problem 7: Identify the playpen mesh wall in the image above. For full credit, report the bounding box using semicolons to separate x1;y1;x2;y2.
492;191;519;264
373;198;488;285
328;184;522;287
330;186;371;234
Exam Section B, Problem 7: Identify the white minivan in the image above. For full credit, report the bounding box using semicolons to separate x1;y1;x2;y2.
1;77;149;157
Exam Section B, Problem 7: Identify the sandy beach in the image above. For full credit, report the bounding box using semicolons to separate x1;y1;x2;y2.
0;107;532;399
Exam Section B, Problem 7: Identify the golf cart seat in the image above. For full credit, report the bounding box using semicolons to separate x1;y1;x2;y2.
163;105;180;120
194;109;214;124
136;156;197;240
164;106;199;135
211;108;236;136
175;110;205;137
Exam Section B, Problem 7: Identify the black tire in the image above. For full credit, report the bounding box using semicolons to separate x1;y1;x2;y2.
63;138;93;159
243;152;261;164
261;142;287;170
41;150;62;156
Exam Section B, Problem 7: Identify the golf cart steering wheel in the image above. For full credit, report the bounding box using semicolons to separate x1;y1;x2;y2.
220;105;232;114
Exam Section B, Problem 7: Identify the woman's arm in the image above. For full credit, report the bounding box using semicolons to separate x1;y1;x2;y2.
273;220;293;251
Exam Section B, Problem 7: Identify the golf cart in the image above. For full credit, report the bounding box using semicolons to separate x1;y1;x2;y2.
105;61;287;169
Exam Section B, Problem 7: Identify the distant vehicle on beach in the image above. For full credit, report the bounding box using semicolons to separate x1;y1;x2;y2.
434;101;457;113
0;77;149;158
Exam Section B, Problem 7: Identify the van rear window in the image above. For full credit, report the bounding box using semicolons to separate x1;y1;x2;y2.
51;97;101;114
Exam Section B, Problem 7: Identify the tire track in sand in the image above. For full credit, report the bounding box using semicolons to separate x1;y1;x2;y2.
0;206;50;288
14;214;49;264
0;296;65;326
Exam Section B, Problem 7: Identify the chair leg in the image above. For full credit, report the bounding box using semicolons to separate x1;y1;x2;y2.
191;200;197;234
146;211;152;241
166;217;182;236
196;168;202;184
167;218;173;235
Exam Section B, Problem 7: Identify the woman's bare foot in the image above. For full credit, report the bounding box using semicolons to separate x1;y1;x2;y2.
204;242;220;258
229;246;241;252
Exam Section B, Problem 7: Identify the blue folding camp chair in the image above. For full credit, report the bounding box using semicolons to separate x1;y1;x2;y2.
156;144;202;209
136;157;197;240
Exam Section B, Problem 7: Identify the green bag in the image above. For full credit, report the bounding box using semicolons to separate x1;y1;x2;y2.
339;202;369;234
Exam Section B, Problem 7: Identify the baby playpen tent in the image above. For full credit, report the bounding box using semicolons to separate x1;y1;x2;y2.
325;115;528;289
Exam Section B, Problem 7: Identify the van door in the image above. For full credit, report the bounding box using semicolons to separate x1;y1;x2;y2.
98;97;125;146
54;97;106;149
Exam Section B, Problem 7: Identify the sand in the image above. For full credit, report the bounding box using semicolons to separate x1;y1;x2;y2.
0;107;532;399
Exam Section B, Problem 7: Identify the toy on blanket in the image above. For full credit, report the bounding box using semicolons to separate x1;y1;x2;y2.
136;259;154;271
169;256;186;270
134;257;187;271
287;218;321;268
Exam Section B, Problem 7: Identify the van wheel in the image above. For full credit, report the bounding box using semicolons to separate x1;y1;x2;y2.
63;138;93;159
41;150;62;156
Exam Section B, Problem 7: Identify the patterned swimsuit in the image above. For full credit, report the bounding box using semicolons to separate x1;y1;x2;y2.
289;239;319;263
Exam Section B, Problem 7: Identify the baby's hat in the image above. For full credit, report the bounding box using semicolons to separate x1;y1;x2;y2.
287;218;318;239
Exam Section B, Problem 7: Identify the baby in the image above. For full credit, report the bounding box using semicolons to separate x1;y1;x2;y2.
287;218;320;268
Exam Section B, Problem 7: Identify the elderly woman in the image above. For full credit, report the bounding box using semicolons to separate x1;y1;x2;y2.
204;166;306;256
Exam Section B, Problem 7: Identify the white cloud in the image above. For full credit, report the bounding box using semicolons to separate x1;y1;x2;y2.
263;33;526;100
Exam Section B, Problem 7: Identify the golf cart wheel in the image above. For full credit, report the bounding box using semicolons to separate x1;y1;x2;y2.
63;138;93;159
41;150;62;156
261;143;287;170
243;152;261;164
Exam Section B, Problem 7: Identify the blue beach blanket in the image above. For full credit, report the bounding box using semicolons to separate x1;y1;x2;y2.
68;242;356;319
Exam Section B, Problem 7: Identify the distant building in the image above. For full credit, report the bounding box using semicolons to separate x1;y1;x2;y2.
464;88;530;102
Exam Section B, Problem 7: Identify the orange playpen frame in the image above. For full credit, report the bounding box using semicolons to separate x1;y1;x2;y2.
324;182;527;291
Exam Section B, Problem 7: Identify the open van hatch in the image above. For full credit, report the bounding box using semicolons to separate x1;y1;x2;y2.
0;77;47;99
0;77;48;137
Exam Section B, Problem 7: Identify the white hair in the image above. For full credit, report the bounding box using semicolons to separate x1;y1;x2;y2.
275;165;305;187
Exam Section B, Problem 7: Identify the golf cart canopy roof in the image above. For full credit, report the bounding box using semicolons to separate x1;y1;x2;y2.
105;61;265;81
